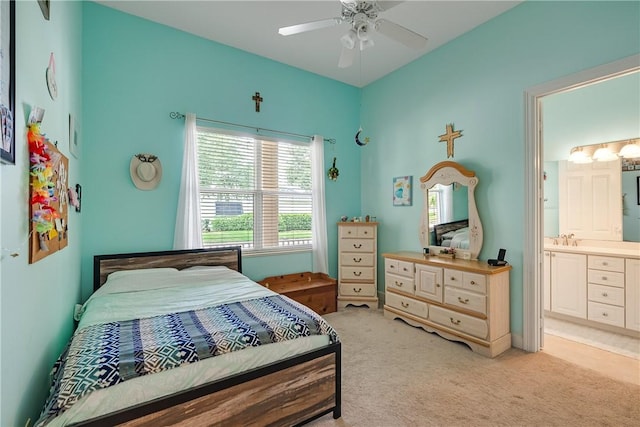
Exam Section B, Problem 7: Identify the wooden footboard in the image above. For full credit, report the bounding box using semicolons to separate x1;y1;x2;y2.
70;342;341;427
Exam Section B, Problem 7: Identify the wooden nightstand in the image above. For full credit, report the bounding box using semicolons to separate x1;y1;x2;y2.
258;272;337;315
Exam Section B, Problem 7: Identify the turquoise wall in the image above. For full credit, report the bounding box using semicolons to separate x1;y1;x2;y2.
0;1;83;426
359;0;639;337
542;72;640;240
80;3;361;300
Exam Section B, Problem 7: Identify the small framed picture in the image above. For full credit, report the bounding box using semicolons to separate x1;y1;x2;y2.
393;176;412;206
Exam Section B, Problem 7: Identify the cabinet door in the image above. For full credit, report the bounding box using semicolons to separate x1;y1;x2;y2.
415;264;443;302
543;251;551;311
550;252;587;318
626;258;640;331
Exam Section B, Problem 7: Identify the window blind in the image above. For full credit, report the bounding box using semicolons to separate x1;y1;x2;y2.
197;127;312;252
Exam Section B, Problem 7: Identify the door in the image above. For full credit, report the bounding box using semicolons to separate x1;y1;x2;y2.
415;264;443;302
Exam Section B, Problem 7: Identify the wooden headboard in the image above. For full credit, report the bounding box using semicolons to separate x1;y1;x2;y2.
433;219;469;246
93;247;242;291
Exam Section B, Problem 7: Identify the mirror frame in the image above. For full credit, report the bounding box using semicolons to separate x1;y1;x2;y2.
419;161;483;260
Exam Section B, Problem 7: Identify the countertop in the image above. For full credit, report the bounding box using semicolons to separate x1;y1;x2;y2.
543;244;640;258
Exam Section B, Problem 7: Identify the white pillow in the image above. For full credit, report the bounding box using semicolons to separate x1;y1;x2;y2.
96;268;181;295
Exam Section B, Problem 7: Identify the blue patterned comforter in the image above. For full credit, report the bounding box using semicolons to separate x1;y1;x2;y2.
36;295;339;426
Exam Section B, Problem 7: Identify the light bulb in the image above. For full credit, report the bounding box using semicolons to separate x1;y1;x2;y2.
340;30;356;50
568;147;592;164
619;142;640;158
592;145;617;162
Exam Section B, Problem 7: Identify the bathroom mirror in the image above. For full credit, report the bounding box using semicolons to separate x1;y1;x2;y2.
419;161;483;260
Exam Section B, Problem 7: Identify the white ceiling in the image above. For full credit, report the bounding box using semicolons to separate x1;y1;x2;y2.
96;0;522;87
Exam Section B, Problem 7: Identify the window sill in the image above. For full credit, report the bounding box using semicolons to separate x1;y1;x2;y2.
243;246;312;257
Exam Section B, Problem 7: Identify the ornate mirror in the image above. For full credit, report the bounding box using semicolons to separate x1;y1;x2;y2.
419;161;483;260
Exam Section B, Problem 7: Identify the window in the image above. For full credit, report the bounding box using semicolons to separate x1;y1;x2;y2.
428;183;453;227
197;127;312;253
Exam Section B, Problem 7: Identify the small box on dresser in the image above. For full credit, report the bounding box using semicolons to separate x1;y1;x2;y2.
337;222;378;309
383;251;512;358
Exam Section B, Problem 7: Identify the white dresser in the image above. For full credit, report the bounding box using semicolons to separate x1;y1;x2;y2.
337;222;378;309
383;251;511;358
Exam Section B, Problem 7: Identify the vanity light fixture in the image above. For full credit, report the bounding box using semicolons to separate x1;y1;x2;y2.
568;138;640;163
592;144;618;162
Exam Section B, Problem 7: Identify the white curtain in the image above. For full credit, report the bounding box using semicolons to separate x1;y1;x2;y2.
173;113;203;249
311;135;328;273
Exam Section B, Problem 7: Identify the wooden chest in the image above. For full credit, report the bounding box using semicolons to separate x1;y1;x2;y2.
258;272;337;315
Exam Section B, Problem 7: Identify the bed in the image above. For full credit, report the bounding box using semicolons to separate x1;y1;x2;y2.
36;247;341;427
433;219;469;249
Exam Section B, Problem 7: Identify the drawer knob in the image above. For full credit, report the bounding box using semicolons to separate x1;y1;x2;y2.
363;231;368;235
450;277;456;281
395;281;403;287
353;271;362;277
602;276;607;281
353;257;362;263
403;267;408;272
603;262;608;266
602;312;608;317
436;284;441;288
602;292;608;297
401;301;409;308
470;281;477;285
390;265;395;269
353;287;362;293
450;317;461;325
457;297;469;304
354;244;362;249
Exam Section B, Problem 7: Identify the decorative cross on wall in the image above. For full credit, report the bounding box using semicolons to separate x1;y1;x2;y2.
252;92;263;112
438;123;463;158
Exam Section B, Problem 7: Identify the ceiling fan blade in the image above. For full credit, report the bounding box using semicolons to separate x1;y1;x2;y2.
278;18;342;36
338;46;355;68
375;1;405;12
375;18;427;49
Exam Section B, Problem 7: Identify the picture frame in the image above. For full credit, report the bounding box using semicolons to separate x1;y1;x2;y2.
38;0;50;21
393;176;413;206
0;0;16;165
637;176;640;206
69;114;79;158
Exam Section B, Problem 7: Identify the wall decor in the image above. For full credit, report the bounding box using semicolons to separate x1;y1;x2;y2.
130;153;162;190
28;123;69;263
0;0;15;165
328;157;339;181
637;176;640;205
438;123;463;158
38;0;50;20
46;52;58;100
393;176;412;206
69;114;79;158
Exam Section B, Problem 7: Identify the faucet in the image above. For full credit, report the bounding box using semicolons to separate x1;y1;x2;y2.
560;234;568;246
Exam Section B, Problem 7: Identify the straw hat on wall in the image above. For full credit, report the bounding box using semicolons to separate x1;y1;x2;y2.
130;153;162;190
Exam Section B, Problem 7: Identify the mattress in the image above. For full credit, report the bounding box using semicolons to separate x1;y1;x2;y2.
38;266;332;427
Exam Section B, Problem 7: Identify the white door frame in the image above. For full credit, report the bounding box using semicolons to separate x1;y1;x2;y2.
522;54;640;352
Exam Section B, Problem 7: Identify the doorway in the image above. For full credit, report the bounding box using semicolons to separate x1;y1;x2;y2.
523;54;640;354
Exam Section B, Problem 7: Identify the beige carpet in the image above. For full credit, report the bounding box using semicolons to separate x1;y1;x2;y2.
309;307;640;427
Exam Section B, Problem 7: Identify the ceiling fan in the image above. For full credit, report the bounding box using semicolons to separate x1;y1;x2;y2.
278;0;428;68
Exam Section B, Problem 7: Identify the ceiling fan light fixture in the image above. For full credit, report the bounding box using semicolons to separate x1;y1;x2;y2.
360;38;374;50
340;29;357;49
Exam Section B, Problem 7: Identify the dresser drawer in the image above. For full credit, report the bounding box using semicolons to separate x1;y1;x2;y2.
588;284;624;307
588;301;625;328
340;238;374;253
341;266;375;281
587;269;624;288
444;269;487;294
341;253;374;267
385;258;414;278
339;225;375;239
429;305;488;340
444;287;486;315
339;283;376;297
588;255;624;273
386;292;428;319
385;273;415;294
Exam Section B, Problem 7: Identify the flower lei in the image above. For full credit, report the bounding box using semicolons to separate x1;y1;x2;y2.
28;123;60;235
